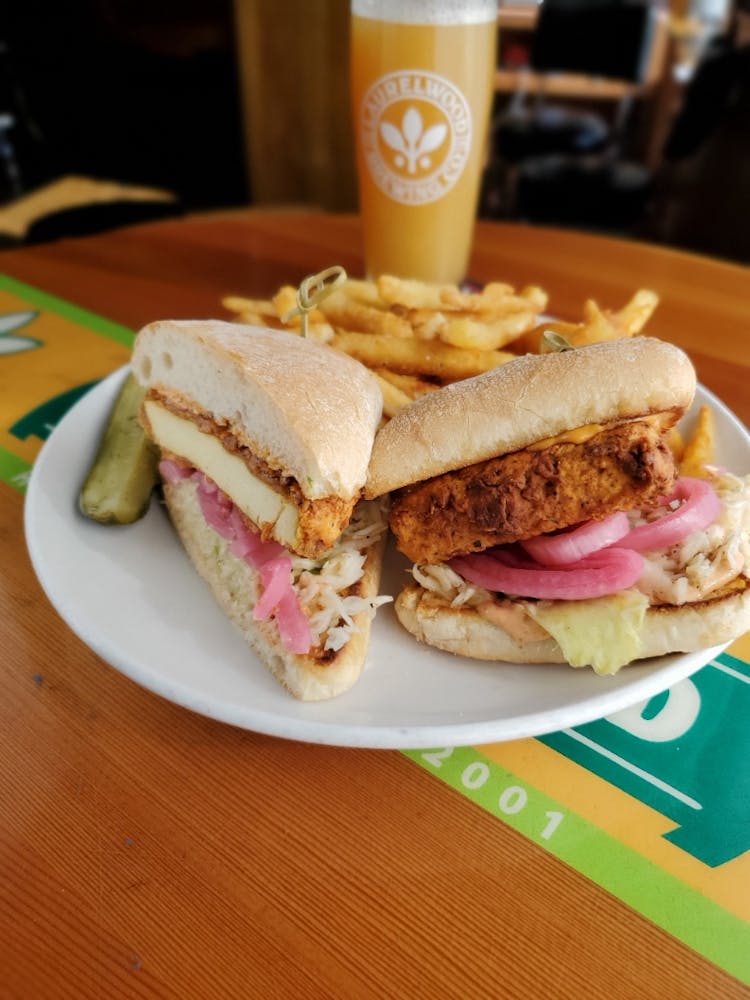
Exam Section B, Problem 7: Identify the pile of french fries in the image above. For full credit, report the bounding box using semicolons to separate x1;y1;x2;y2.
223;273;715;470
222;276;545;416
223;275;663;420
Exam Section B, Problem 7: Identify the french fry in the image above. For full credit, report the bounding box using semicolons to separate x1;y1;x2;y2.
680;405;716;477
377;274;517;312
341;278;383;307
615;289;659;336
374;368;436;399
512;289;659;354
319;288;414;338
271;285;299;321
667;427;685;464
443;284;547;317
438;281;523;312
374;373;414;419
376;275;461;310
406;286;545;346
271;285;328;327
407;309;447;340
331;331;515;381
573;289;659;345
517;285;549;313
574;299;622;344
438;310;536;351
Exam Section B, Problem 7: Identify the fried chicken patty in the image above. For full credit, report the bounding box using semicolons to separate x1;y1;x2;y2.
390;420;677;565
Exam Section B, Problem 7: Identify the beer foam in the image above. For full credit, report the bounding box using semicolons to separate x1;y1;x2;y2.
351;0;496;25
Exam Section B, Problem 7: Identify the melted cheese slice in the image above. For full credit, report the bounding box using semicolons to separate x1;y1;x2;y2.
527;414;665;452
527;423;605;451
144;400;298;546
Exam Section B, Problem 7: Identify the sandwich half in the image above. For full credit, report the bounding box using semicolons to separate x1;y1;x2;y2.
365;336;750;674
132;319;389;700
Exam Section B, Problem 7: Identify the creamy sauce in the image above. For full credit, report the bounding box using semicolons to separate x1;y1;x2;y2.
476;600;549;642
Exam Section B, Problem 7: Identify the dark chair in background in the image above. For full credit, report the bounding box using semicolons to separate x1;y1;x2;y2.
486;0;669;230
0;2;242;246
642;25;750;262
0;38;181;247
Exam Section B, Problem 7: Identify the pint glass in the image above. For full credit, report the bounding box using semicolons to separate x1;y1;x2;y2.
350;0;497;284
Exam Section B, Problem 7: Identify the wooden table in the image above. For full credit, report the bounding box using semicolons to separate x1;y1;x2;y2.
2;211;749;998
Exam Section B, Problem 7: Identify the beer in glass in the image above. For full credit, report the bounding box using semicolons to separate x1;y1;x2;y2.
350;0;497;283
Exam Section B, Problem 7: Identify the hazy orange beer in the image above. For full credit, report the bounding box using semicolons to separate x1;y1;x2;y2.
350;0;497;283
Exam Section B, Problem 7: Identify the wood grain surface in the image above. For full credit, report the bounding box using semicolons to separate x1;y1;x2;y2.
1;212;749;999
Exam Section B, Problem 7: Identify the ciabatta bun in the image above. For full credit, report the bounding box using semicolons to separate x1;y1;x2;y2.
163;476;386;701
133;319;382;501
366;337;696;498
395;582;750;667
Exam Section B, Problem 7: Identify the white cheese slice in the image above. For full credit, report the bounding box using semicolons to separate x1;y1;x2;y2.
144;400;298;547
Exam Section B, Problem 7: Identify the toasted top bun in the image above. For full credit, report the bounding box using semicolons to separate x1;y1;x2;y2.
365;337;696;498
132;319;383;500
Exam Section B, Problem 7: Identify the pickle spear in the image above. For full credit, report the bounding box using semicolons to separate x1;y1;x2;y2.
79;372;160;524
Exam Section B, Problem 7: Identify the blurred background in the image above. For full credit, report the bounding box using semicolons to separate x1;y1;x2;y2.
1;0;748;262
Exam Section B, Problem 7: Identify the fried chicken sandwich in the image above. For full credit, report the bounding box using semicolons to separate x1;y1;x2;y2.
132;319;390;700
365;337;750;673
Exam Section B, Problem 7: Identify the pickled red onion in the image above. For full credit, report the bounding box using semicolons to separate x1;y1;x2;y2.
450;545;644;600
275;589;316;654
253;556;294;621
618;477;721;553
228;507;285;564
178;469;312;653
159;459;192;484
521;512;630;567
196;478;234;539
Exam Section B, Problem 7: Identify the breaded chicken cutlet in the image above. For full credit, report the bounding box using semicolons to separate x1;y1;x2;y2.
388;419;677;564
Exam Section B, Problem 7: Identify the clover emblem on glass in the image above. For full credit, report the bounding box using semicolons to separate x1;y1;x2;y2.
380;107;448;174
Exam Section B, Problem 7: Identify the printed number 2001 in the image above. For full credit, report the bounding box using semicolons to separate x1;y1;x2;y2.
421;748;564;842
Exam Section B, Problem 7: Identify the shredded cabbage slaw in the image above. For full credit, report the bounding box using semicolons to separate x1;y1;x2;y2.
160;459;390;655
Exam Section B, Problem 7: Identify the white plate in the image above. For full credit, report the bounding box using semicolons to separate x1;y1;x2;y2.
24;369;750;748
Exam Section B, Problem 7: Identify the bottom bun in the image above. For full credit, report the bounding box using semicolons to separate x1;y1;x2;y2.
395;582;750;668
164;478;384;701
